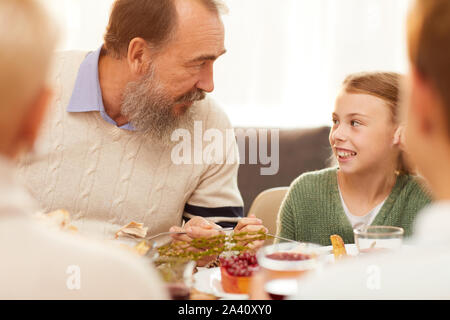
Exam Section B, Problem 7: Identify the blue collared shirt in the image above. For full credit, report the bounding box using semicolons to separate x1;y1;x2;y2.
66;46;243;227
67;46;135;131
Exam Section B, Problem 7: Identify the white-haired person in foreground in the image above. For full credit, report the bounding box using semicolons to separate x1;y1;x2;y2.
0;0;167;300
264;0;450;300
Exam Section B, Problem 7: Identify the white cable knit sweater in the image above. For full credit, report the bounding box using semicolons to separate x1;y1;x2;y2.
16;51;243;239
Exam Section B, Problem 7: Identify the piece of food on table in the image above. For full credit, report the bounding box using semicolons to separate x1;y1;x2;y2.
219;252;259;294
134;240;150;256
330;234;347;260
115;221;148;239
35;209;78;233
203;257;221;269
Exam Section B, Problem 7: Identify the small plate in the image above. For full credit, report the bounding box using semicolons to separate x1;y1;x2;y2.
320;244;359;263
321;244;359;256
193;268;249;300
320;244;415;263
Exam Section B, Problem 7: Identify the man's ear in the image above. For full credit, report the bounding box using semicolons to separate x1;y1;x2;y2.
410;66;435;136
17;87;52;153
127;37;152;75
393;126;403;146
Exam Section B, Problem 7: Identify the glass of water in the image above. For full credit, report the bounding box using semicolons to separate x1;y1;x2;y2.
354;226;404;254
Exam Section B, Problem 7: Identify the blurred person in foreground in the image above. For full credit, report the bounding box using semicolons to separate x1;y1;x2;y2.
0;0;167;299
14;0;264;257
257;0;450;299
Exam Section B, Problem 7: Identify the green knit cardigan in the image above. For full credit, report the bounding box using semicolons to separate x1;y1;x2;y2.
277;167;432;246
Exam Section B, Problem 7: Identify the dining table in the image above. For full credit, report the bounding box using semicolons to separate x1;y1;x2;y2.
52;216;407;301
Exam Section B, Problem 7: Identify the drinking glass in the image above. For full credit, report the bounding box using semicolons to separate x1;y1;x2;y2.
256;242;324;299
152;256;196;300
354;226;404;254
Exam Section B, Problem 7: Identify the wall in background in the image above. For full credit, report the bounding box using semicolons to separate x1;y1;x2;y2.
42;0;412;128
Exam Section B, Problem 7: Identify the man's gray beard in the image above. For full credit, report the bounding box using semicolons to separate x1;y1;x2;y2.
120;67;202;145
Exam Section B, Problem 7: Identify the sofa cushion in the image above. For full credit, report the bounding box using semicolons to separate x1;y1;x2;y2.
235;126;332;215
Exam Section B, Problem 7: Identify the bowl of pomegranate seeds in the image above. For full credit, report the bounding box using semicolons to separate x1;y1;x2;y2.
219;251;260;294
256;242;324;280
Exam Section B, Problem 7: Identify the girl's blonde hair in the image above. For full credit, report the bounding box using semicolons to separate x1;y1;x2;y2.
0;0;58;115
334;72;412;175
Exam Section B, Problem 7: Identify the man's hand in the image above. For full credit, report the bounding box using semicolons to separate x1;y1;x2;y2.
234;214;268;250
169;216;223;267
169;216;222;242
234;214;267;234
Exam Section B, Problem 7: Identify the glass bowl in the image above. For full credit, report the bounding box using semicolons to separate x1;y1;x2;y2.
354;226;404;254
256;242;324;279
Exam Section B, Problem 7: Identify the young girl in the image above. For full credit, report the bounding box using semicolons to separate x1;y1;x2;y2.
277;72;431;246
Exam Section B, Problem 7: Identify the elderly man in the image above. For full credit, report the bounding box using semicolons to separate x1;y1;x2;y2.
0;0;167;299
16;0;261;241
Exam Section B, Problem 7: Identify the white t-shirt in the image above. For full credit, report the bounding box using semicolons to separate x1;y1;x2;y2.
338;186;387;228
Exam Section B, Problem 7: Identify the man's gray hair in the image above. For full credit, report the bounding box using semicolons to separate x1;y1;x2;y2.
200;0;229;15
104;0;228;59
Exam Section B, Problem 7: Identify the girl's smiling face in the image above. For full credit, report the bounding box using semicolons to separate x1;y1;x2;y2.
329;91;399;174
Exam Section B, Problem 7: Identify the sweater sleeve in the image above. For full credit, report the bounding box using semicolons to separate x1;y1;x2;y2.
402;176;433;237
276;183;297;241
276;172;317;241
275;168;345;245
183;98;244;228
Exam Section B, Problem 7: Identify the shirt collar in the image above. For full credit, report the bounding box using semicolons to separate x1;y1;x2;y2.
67;46;135;131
